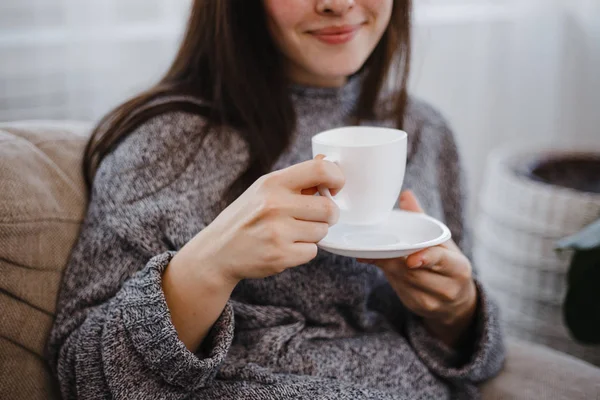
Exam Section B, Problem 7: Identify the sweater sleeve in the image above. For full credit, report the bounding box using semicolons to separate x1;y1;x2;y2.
405;113;505;383
47;110;248;399
406;280;505;383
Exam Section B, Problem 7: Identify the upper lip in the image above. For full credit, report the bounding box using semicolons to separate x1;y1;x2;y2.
308;24;363;35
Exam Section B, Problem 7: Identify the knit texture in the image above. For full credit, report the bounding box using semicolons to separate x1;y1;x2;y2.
48;77;505;399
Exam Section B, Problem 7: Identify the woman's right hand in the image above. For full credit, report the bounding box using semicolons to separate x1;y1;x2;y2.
177;157;345;285
164;156;343;351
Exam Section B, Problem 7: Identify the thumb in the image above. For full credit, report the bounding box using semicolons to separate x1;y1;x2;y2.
399;190;424;213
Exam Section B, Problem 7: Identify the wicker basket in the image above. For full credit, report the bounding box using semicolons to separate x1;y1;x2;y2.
474;143;600;366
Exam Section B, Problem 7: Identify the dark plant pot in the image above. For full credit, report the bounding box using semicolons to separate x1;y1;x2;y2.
526;154;600;194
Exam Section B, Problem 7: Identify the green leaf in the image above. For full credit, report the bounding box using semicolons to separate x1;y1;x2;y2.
556;218;600;250
563;247;600;344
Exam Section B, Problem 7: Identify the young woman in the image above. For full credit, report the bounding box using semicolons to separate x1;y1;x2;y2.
48;1;504;398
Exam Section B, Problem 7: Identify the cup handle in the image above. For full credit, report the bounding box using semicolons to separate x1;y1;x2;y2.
317;155;346;210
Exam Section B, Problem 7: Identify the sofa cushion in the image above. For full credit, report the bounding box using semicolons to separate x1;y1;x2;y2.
0;121;90;400
481;339;600;399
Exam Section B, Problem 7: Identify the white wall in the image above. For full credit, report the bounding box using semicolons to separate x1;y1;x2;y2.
0;0;598;215
410;0;600;216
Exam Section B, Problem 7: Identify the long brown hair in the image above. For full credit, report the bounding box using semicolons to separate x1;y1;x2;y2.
84;0;412;202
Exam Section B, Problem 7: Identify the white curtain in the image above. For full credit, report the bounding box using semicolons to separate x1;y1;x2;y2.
1;0;598;211
0;0;189;121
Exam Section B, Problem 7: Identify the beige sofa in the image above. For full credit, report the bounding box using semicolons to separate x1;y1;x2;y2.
1;121;599;399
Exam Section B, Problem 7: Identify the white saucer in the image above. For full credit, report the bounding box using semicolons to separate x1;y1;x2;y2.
318;210;452;259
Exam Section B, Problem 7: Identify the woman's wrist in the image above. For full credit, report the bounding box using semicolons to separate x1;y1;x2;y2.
171;233;241;293
423;280;478;349
162;248;238;352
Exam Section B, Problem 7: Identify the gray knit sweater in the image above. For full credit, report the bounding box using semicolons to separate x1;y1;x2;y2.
48;77;505;399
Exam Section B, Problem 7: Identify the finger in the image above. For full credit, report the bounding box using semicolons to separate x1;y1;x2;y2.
291;194;340;225
405;289;445;320
374;263;444;317
405;246;471;278
287;242;319;267
314;153;341;197
405;268;477;312
374;260;465;307
400;267;459;299
370;257;408;277
300;156;326;196
406;247;447;270
290;219;330;243
301;186;341;196
312;154;342;196
282;158;345;193
398;190;424;213
301;187;319;196
440;238;461;253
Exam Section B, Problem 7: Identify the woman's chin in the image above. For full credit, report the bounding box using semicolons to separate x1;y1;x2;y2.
308;64;365;84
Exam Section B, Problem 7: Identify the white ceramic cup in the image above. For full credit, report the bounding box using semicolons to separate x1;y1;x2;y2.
312;126;407;225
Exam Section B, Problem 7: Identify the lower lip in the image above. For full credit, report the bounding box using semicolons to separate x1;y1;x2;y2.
311;28;360;45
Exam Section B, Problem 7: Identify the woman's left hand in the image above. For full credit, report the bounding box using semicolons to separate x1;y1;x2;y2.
358;190;478;348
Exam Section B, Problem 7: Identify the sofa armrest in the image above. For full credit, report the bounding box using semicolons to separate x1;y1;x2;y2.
480;338;600;400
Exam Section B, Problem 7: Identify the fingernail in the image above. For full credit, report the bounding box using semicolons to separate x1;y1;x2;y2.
410;260;423;268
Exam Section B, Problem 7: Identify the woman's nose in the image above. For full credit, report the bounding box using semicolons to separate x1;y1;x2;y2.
316;0;356;16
